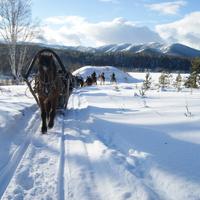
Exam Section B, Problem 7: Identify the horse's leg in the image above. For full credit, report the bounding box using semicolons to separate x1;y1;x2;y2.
40;100;47;133
45;100;51;120
48;98;57;129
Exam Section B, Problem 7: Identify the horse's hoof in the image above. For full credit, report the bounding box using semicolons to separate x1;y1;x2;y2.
48;121;54;129
41;126;47;134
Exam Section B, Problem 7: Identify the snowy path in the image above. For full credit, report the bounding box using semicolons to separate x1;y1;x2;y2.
0;109;40;197
1;84;200;200
64;91;161;200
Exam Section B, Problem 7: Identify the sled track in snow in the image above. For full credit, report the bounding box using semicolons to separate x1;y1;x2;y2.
0;110;40;198
57;113;66;200
69;93;101;200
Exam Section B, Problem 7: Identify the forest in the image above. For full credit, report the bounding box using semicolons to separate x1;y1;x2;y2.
0;42;192;76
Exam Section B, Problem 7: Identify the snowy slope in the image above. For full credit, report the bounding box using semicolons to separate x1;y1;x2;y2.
30;41;200;57
0;75;200;199
73;66;141;83
96;42;200;57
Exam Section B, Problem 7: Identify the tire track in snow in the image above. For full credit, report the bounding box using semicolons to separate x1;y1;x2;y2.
0;110;40;198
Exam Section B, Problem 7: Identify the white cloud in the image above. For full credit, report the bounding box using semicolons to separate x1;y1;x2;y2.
156;12;200;49
98;0;119;3
40;16;162;47
146;1;186;15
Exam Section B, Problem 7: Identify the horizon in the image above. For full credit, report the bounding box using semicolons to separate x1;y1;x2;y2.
8;40;200;51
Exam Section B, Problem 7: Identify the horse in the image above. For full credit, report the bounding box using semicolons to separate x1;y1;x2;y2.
37;53;65;133
91;71;97;85
84;76;93;86
72;75;84;88
110;73;117;84
98;72;105;85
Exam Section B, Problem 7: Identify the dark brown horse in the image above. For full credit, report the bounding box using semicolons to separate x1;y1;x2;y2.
23;49;72;134
37;54;62;133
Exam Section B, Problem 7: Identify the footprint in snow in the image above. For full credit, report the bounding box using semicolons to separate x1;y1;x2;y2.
122;192;132;199
38;157;49;164
16;168;34;190
127;149;151;178
32;138;45;148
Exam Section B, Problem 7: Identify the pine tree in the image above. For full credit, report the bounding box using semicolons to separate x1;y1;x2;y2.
158;72;170;90
174;73;182;91
184;71;199;88
184;58;200;88
142;72;152;91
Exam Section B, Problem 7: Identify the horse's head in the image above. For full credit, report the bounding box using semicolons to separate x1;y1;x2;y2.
38;54;54;72
38;54;57;81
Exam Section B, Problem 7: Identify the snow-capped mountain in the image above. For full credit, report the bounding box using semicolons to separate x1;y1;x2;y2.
40;42;200;58
94;42;200;57
1;40;199;58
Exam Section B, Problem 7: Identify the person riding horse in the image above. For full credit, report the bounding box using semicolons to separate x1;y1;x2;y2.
98;72;105;85
110;72;117;84
91;71;97;85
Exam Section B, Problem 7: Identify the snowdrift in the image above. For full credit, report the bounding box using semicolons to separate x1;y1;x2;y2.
73;66;141;83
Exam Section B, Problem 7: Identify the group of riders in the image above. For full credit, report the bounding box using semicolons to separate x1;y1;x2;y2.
75;71;117;87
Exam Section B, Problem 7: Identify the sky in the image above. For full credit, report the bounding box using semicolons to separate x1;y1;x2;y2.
32;0;200;49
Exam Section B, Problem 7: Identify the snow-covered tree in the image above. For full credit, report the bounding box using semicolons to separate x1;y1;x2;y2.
0;0;39;80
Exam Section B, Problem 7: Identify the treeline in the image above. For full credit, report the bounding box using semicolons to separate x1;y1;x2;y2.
0;43;192;75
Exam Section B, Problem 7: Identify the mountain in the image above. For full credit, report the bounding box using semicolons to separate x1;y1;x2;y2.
38;42;200;58
93;43;200;58
0;41;194;75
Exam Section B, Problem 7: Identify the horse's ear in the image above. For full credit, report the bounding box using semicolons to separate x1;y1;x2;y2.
38;54;42;63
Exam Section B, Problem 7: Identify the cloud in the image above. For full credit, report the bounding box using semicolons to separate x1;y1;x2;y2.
156;12;200;49
98;0;119;3
146;1;186;15
40;16;162;47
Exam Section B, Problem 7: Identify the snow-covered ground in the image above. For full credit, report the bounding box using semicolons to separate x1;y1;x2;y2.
0;70;200;200
73;66;140;83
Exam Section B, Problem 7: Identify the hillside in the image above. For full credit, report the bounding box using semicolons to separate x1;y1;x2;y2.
94;43;200;58
0;42;195;76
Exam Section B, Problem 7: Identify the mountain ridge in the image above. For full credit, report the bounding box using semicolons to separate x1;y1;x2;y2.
40;42;200;58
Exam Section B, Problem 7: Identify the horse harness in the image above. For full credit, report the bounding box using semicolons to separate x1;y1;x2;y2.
34;72;71;98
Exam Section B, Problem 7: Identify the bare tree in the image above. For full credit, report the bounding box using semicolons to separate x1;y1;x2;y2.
0;0;38;80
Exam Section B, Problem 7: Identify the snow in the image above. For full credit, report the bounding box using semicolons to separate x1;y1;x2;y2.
95;42;200;57
73;66;140;83
0;70;200;200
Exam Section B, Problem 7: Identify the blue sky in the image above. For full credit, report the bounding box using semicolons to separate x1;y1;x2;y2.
32;0;200;49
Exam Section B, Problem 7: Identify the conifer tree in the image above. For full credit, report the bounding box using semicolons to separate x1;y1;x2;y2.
184;58;200;88
142;72;152;91
158;72;170;90
174;73;182;91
